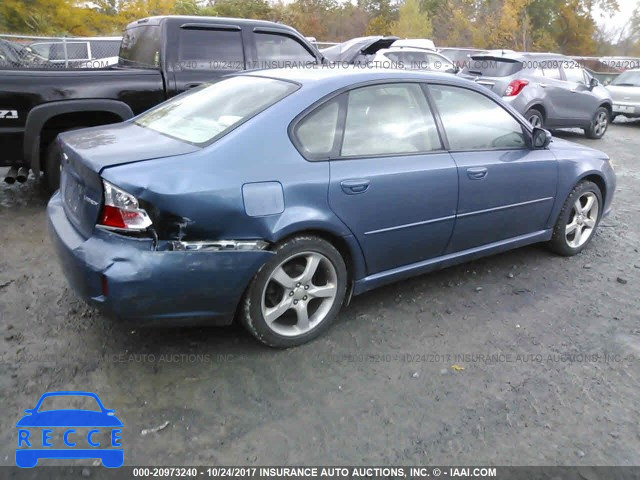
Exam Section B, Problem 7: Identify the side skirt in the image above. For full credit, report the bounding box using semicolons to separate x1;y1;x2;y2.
353;229;552;295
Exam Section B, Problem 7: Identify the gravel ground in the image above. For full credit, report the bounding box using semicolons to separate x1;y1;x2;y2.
0;120;639;467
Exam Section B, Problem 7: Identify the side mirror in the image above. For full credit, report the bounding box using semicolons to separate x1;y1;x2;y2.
532;127;552;149
590;77;599;88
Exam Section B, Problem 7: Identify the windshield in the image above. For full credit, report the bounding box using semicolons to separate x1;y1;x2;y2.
37;395;101;412
611;70;640;86
119;25;161;68
135;76;298;145
462;57;523;77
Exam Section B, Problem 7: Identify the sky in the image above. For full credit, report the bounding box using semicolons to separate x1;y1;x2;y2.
594;0;639;35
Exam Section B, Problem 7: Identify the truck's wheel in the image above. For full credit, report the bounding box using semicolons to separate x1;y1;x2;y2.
44;142;62;194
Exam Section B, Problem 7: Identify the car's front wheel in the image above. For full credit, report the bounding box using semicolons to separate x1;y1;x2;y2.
549;180;602;256
584;107;609;139
240;235;348;348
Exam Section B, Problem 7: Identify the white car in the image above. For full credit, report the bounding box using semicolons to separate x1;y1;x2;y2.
607;69;640;120
392;38;436;50
371;47;457;73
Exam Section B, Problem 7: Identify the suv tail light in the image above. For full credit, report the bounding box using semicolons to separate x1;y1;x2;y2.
504;79;529;96
98;180;152;231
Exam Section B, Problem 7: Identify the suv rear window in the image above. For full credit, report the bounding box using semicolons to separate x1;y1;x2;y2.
135;76;298;145
462;57;523;77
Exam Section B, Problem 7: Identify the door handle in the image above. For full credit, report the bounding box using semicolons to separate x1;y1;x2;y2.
538;83;547;88
467;167;488;180
185;83;202;89
341;179;370;194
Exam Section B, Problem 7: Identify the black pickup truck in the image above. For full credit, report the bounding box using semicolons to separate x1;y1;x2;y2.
0;15;322;191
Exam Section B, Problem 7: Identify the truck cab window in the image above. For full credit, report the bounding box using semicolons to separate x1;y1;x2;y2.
178;29;244;70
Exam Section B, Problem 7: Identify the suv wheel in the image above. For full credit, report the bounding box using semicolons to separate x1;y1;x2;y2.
584;107;609;139
240;235;348;348
525;108;544;128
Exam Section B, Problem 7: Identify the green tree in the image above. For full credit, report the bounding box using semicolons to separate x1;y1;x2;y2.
393;0;433;38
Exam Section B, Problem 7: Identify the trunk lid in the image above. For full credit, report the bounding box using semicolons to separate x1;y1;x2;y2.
58;122;199;238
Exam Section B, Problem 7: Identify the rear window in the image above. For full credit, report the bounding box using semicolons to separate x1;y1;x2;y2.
119;25;161;68
135;76;298;145
462;57;523;77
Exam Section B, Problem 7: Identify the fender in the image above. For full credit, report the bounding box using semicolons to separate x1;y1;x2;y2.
24;99;134;173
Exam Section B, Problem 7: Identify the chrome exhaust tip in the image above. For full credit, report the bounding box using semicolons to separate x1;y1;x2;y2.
16;167;29;183
4;166;18;184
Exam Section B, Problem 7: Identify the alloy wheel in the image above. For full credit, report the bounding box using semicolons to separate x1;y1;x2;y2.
594;111;608;137
528;113;542;128
565;191;599;248
261;251;339;337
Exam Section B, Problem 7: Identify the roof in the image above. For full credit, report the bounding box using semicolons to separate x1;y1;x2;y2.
127;15;299;32
243;66;477;92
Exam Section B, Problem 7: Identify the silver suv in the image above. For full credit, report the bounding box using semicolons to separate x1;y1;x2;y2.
459;52;613;139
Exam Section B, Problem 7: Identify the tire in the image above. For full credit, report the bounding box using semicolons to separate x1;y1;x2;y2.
44;141;62;194
584;107;609;139
549;180;602;256
240;235;348;348
44;127;86;194
525;108;544;129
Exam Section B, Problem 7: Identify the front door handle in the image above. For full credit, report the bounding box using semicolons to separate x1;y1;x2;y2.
185;83;202;89
467;167;488;180
341;179;370;194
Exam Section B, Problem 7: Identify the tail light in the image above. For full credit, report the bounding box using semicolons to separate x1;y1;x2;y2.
504;79;529;96
98;180;152;231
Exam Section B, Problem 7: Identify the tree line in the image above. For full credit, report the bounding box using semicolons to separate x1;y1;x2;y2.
1;0;638;56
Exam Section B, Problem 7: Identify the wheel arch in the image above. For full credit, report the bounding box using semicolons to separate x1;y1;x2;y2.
579;172;607;206
24;99;134;173
526;103;546;120
270;226;366;286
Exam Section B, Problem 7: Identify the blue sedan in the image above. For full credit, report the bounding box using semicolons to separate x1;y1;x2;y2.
48;68;615;347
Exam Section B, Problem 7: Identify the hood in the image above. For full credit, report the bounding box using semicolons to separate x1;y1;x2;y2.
59;122;200;174
606;84;640;103
548;137;609;160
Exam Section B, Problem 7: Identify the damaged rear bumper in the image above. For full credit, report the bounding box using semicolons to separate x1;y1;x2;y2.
47;192;273;325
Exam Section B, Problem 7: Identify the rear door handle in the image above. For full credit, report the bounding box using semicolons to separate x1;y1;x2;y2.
467;167;488;180
341;179;370;194
185;83;202;89
538;83;547;88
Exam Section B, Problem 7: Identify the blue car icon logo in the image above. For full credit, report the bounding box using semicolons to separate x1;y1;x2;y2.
16;391;123;468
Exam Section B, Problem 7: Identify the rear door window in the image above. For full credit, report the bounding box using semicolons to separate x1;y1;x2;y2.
178;28;244;70
255;33;315;67
293;99;341;159
341;83;441;157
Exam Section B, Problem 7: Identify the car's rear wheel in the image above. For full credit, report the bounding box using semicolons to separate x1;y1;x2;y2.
584;107;609;139
525;108;544;128
549;180;602;256
240;235;347;348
